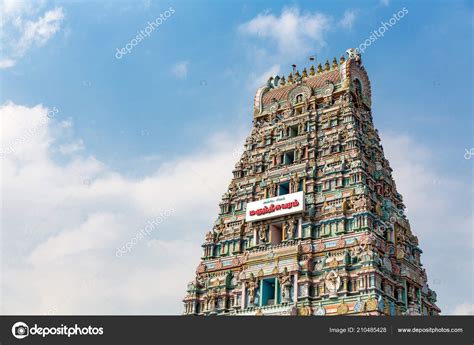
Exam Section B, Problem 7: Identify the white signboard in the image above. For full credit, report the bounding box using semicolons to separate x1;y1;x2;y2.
245;191;305;222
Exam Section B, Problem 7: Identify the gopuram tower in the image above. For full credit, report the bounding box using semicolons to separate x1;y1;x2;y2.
183;49;440;316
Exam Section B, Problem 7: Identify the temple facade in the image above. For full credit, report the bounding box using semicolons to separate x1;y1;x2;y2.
183;49;440;316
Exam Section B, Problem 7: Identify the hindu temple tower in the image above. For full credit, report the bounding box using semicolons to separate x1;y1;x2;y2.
183;49;440;316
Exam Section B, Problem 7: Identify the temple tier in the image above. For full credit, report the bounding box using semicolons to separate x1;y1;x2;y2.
183;48;440;316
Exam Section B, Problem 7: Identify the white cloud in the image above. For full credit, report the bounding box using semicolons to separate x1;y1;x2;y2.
239;7;331;58
0;0;36;20
171;61;189;79
0;58;16;68
58;139;85;155
1;102;471;315
249;63;280;90
451;303;474;315
16;7;65;54
0;102;246;314
339;10;357;29
382;132;473;314
142;0;153;10
29;213;122;264
238;7;358;88
0;3;64;69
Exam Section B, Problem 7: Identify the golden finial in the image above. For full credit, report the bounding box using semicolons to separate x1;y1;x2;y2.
340;55;345;65
332;57;338;69
317;63;323;74
325;60;330;71
302;68;307;78
288;72;293;84
309;65;315;76
295;70;300;80
280;76;286;85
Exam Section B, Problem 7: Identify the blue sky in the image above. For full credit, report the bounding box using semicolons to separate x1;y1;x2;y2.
0;0;472;315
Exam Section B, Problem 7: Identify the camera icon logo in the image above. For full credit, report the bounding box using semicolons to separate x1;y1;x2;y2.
12;322;29;339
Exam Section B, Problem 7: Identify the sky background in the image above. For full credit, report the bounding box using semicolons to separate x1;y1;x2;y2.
0;0;472;315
